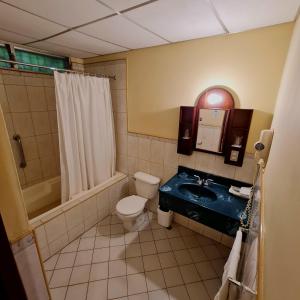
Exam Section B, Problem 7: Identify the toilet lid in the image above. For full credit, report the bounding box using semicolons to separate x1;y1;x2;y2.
116;195;147;216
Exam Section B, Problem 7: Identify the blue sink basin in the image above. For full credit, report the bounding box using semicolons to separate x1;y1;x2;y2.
177;183;217;200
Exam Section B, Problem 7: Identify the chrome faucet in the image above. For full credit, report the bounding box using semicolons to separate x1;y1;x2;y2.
193;175;203;185
203;179;214;186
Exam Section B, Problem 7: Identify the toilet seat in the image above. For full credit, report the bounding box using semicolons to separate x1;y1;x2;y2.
116;195;147;216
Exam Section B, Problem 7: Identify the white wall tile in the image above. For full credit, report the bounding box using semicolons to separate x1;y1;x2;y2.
97;189;110;221
49;233;69;256
64;204;84;230
150;139;164;163
138;136;151;160
164;142;178;166
128;134;138;158
44;214;67;243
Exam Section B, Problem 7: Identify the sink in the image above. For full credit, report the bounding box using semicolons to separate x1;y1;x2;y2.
178;183;217;200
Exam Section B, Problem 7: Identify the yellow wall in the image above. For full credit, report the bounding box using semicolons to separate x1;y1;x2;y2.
85;23;293;153
263;17;300;299
0;106;30;242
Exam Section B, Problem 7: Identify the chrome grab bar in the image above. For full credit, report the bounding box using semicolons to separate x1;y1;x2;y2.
13;134;27;168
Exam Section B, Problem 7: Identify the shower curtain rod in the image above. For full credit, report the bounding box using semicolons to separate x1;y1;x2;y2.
0;59;116;80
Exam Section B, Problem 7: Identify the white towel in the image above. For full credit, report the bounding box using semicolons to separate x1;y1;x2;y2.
214;230;243;300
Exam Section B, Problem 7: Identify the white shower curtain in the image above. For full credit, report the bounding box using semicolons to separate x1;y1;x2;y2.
54;71;116;202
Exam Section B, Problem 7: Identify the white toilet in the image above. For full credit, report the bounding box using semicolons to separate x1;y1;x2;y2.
116;172;160;231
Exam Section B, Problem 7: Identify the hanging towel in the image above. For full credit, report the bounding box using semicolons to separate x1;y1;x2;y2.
214;230;243;300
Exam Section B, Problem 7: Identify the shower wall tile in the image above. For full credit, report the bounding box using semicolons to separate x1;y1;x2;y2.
32;111;51;135
45;87;56;110
12;112;35;137
6;85;30;112
27;86;47;111
0;84;9;112
0;70;60;188
22;136;39;161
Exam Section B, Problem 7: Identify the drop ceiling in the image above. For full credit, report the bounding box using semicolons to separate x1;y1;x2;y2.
0;0;299;58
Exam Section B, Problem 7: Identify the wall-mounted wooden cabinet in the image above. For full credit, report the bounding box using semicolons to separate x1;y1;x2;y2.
224;109;253;166
177;106;197;155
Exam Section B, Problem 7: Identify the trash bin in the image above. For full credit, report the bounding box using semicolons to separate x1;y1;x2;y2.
157;207;173;228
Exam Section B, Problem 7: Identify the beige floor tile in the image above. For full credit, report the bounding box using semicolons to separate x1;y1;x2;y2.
203;278;221;299
61;239;80;253
211;258;226;278
165;227;180;238
87;279;107;300
45;270;53;283
90;262;109;281
110;215;122;224
140;241;157;255
95;236;110;248
69;265;91;285
196;261;218;280
110;234;125;246
100;216;110;225
152;229;167;240
111;224;125;235
126;257;144;274
173;249;193;265
148;289;169;300
125;232;139;244
44;254;59;270
108;276;128;299
109;260;127;277
182;235;200;248
93;248;110;263
186;281;210;300
110;245;126;260
202;245;222;260
127;273;147;295
65;283;88;300
158;252;177;268
179;264;201;284
82;227;97;238
50;287;67;300
126;243;142;258
145;270;166;291
197;234;215;246
162;267;183;287
56;252;76;269
169;238;186;251
155;239;171;253
78;237;95;251
168;285;189;300
178;226;194;236
188;247;207;262
97;225;111;236
128;292;148;300
139;230;154;242
49;268;72;288
143;254;161;271
74;250;93;266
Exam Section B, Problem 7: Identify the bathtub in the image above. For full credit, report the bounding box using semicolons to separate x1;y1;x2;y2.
23;177;61;219
29;172;129;261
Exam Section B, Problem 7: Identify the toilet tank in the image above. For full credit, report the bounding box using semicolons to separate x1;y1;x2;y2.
134;172;160;199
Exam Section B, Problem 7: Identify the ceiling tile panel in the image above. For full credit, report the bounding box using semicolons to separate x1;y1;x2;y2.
100;0;149;11
29;41;96;58
125;0;225;42
0;2;66;39
0;28;35;44
4;0;114;27
47;31;127;55
212;0;299;33
78;15;167;49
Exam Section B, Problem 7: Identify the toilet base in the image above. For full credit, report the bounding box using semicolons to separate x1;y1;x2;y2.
120;211;149;232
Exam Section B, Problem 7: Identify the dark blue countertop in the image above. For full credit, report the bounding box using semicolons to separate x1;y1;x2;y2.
159;166;252;235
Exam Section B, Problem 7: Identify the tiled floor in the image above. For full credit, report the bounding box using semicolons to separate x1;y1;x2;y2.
44;212;229;300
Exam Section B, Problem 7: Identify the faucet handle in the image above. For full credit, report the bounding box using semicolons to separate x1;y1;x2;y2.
193;175;202;184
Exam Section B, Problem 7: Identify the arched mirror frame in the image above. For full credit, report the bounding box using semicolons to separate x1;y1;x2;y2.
194;86;236;154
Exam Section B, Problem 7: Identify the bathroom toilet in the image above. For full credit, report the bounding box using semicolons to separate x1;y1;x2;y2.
116;172;160;231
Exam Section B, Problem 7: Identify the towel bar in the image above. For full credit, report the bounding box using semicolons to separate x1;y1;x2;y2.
228;278;257;296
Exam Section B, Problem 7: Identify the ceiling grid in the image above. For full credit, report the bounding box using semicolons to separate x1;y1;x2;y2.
0;0;298;58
